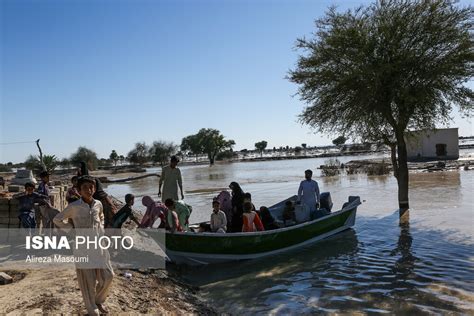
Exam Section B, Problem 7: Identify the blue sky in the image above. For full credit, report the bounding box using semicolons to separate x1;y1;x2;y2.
1;0;472;163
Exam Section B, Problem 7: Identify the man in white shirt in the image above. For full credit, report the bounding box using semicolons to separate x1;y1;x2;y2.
297;169;320;213
158;156;184;202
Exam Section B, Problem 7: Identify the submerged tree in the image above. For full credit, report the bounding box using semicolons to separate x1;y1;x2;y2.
289;0;473;214
255;141;268;157
182;129;235;165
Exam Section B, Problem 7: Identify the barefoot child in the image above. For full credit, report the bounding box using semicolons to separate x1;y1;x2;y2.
54;176;114;315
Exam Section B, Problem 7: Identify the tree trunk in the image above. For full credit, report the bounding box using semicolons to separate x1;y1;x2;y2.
395;131;410;216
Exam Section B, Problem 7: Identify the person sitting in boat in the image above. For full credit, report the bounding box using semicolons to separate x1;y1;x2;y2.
259;206;279;230
216;190;232;227
242;202;264;232
210;199;227;233
229;182;245;233
243;192;257;213
140;195;168;229
164;199;191;232
282;200;296;226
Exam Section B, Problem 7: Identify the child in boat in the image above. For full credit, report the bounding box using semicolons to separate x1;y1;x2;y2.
242;202;264;232
244;192;257;213
282;200;296;225
259;206;279;230
210;199;227;233
111;193;140;229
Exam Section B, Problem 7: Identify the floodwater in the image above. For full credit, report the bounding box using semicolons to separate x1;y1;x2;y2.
105;155;474;314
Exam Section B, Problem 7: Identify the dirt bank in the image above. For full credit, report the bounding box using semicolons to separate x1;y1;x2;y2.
0;268;215;315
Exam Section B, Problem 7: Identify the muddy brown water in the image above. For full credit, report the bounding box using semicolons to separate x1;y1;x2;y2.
105;154;474;314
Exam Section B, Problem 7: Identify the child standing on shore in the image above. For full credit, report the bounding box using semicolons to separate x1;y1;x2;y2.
54;176;114;316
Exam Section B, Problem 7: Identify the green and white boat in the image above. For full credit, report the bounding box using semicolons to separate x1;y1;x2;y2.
165;195;361;265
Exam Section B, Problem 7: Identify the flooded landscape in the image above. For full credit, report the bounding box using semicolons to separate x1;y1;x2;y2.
105;155;474;314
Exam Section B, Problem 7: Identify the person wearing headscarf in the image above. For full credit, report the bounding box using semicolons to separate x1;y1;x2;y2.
229;182;245;232
140;195;168;228
216;190;232;226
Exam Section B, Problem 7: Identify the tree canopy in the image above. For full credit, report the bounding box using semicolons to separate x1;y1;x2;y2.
109;150;119;166
70;146;99;170
289;0;473;211
255;141;268;157
149;141;177;166
181;129;235;165
332;136;347;147
127;142;149;166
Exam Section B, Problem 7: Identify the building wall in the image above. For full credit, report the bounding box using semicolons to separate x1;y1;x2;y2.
405;128;459;161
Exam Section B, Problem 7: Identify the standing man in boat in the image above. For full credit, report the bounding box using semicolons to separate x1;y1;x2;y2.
297;169;320;213
158;155;184;202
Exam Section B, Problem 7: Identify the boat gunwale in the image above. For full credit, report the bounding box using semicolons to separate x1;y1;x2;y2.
166;197;361;238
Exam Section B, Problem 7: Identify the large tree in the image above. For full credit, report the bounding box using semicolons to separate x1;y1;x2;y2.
149;141;177;166
70;146;99;170
182;129;235;165
289;0;473;213
255;141;268;157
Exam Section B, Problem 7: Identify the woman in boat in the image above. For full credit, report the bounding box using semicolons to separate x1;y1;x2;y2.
229;182;245;232
259;206;279;230
242;202;264;232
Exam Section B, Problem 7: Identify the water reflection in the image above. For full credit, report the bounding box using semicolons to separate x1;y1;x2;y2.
391;220;416;282
175;212;474;314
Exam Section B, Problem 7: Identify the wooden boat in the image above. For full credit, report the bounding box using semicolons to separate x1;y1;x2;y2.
165;195;361;265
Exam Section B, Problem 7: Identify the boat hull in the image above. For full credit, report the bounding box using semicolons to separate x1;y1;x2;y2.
166;198;359;265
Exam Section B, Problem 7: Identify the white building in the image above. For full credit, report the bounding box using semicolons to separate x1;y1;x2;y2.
405;128;459;161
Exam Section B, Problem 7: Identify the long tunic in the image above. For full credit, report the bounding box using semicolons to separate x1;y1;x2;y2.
160;166;182;202
53;198;113;316
297;179;320;213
